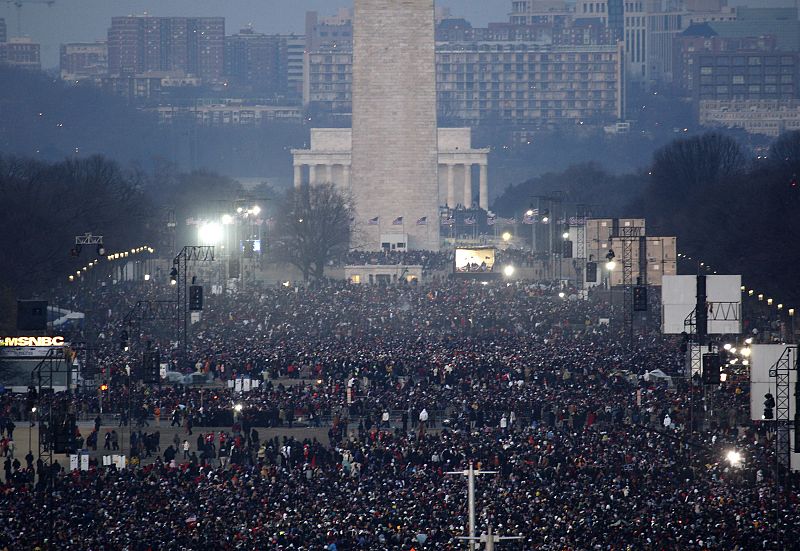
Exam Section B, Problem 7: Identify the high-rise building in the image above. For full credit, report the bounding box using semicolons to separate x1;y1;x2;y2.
281;35;306;102
107;16;224;82
577;1;686;86
351;0;439;251
436;42;624;124
189;17;225;82
691;51;799;104
107;16;142;75
673;27;778;94
60;42;108;81
305;39;624;126
225;28;284;95
225;30;305;101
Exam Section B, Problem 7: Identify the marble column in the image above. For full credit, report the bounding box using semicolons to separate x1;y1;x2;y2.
479;162;489;211
325;163;333;184
463;164;473;208
293;164;302;189
310;164;319;185
342;164;351;188
446;164;455;208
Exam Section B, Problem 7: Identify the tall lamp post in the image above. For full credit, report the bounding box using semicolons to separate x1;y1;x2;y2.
28;406;36;456
606;248;617;329
525;208;536;253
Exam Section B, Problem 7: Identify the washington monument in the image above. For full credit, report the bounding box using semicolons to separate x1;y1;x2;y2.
351;0;440;251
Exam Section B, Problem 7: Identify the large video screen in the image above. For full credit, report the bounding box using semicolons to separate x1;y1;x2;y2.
455;248;496;273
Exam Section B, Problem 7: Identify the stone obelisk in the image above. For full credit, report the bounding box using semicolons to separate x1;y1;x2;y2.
351;0;440;251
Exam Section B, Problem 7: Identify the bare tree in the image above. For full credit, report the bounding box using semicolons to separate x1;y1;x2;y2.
644;133;746;242
0;155;155;328
649;132;746;197
770;130;800;175
272;183;354;281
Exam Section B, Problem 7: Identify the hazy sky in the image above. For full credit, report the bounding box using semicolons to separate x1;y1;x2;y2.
0;0;794;69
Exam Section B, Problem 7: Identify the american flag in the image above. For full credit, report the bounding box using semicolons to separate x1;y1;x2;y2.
368;216;379;225
416;216;427;225
464;217;476;225
487;215;496;226
392;217;403;225
522;214;534;225
442;217;455;226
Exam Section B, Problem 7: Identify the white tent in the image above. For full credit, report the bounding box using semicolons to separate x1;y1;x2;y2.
644;369;673;386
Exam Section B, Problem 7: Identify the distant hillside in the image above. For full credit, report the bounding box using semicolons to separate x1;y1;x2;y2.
0;66;306;180
0;66;168;167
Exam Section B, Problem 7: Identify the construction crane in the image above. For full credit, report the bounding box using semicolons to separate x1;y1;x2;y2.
4;0;55;37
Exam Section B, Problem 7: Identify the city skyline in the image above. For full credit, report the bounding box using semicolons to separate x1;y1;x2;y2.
0;0;503;68
2;0;795;68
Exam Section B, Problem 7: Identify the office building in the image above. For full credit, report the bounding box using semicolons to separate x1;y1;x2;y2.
0;37;41;70
107;16;224;83
305;41;624;126
699;99;800;137
673;27;777;94
509;1;573;26
691;51;799;104
225;28;284;95
305;8;353;52
60;42;108;81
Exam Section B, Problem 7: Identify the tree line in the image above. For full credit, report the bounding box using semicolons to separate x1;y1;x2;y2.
1;129;798;332
495;130;800;305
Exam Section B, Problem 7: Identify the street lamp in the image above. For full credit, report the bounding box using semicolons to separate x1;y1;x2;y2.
29;406;36;453
503;265;515;277
605;248;616;272
501;231;512;242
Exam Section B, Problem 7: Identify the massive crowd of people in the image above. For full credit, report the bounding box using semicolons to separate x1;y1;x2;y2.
0;274;796;550
336;250;452;271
